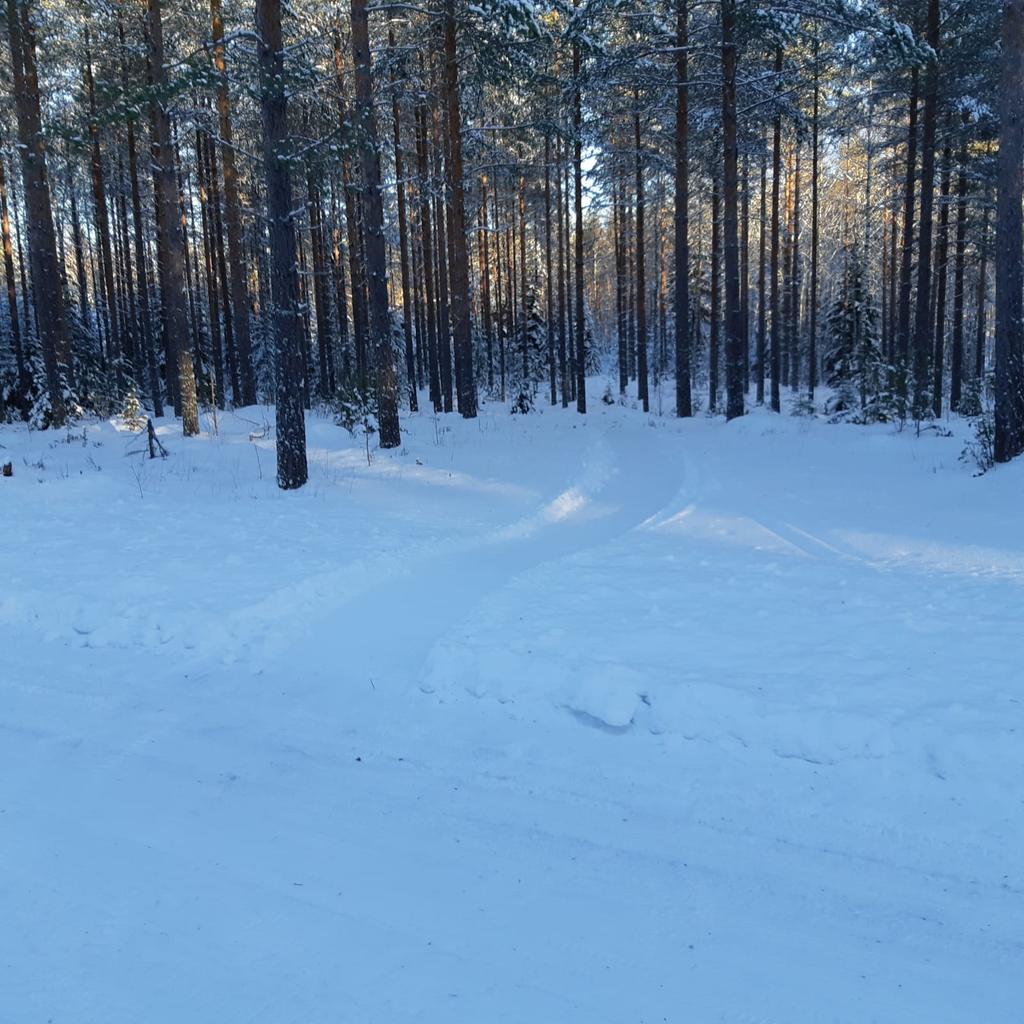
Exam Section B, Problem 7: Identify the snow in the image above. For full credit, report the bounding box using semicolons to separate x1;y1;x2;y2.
2;390;1022;1023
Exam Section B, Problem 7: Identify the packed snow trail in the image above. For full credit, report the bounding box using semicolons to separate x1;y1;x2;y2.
2;398;1022;1023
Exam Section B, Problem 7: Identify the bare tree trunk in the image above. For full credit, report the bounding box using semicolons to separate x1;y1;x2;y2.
480;173;494;391
350;0;401;445
788;141;801;393
557;135;569;406
442;0;476;417
808;39;820;401
634;100;649;413
911;0;940;418
390;35;417;412
333;33;370;395
148;0;199;435
415;96;441;411
432;100;454;412
210;0;255;404
544;135;556;405
975;192;990;380
572;18;586;413
897;68;919;377
769;47;783;413
932;121;953;417
757;147;766;405
710;174;721;412
674;0;691;416
85;27;123;380
0;154;26;394
994;0;1024;461
721;0;744;420
949;116;969;412
6;0;69;421
256;0;308;485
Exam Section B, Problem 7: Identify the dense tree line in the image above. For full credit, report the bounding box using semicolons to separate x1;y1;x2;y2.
0;0;1020;487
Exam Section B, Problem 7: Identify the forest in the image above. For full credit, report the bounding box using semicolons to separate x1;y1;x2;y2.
3;2;1023;1021
0;0;1022;481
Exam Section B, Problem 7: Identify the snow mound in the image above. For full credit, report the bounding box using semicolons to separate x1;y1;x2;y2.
566;666;643;730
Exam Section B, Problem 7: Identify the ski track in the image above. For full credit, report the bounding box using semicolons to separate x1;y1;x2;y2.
2;401;1022;1024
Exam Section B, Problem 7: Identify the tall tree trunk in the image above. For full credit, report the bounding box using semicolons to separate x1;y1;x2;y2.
432;100;453;412
994;0;1024;461
932;121;953;417
333;33;370;394
306;165;334;399
442;0;477;417
210;0;255;404
389;31;417;412
949;117;969;412
721;0;744;420
256;0;308;485
544;135;556;405
148;0;199;435
757;147;766;405
769;47;783;413
808;38;820;401
0;154;26;394
196;129;225;408
118;8;163;416
480;173;494;391
556;135;569;407
911;0;940;418
634;100;649;413
415;97;441;411
674;0;691;416
975;193;990;380
897;68;920;377
788;141;801;392
84;26;123;379
6;0;70;421
710;174;721;412
572;19;586;413
351;0;402;446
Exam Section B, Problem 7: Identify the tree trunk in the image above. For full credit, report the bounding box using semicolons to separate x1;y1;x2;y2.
757;147;767;405
557;135;569;407
911;0;940;418
710;174;721;412
769;47;783;413
808;38;820;401
544;135;556;405
442;0;476;417
674;0;691;416
390;31;417;412
932;121;953;417
975;193;990;380
210;0;255;404
6;0;69;421
351;0;402;445
257;0;308;485
573;22;586;413
0;154;26;394
333;33;370;395
84;27;123;378
897;68;920;376
949;116;969;412
634;100;649;413
148;0;199;435
994;0;1024;461
415;97;441;411
721;0;744;420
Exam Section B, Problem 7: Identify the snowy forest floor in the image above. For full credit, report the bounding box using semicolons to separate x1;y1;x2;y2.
2;383;1022;1023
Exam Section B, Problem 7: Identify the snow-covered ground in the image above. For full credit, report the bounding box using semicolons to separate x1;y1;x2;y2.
2;387;1022;1023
